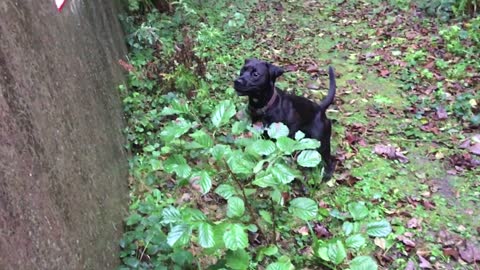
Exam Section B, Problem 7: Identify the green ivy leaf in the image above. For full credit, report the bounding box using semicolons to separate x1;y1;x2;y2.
225;249;251;270
223;224;248;250
211;100;236;128
289;197;318;221
327;240;347;265
271;162;300;184
350;256;378;270
164;155;191;179
267;122;289;139
167;224;191;247
348;202;369;221
276;136;297;154
198;171;212;194
366;220;392;237
160;118;192;142
248;139;276;156
345;234;366;250
215;184;237;199
227;197;245;217
297;150;321;167
190;130;213;148
198;222;215;248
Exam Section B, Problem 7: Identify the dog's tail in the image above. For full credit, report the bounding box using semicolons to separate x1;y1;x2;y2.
318;66;336;110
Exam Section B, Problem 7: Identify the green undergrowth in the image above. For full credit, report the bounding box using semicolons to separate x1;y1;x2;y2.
117;0;479;269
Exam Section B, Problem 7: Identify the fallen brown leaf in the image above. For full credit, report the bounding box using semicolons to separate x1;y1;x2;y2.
458;240;480;263
374;144;409;163
418;255;432;269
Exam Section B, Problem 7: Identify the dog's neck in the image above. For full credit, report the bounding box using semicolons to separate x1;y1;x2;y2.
248;86;277;114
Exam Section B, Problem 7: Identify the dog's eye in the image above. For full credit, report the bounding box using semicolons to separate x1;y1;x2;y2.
252;71;259;77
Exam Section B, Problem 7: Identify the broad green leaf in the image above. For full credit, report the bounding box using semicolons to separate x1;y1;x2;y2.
223;224;248;250
215;184;237;199
198;223;215;248
367;220;392;237
294;131;305;140
126;213;142;226
161;206;181;224
211;100;236;128
182;208;206;221
342;221;354;236
262;245;278;256
253;172;279;188
266;262;290;270
350;256;378;270
143;144;157;152
259;210;273;224
210;144;231;161
227;151;255;175
227;197;245;218
294;138;320;151
330;209;349;220
276;136;297;154
211;222;228;250
225;249;251;270
348;202;369;221
317;245;329;261
164;155;191;178
297;150;321;167
160;118;192;142
271;162;300;184
247;224;258;232
271;189;284;206
167;224;191;247
266;256;294;270
198;171;212;194
327;240;347;265
267;122;289;139
171;250;193;266
190;130;213;148
123;257;140;268
160;100;189;116
289;197;318;221
253;159;268;174
345;234;366;250
248;139;276;156
149;158;162;171
232;120;248;134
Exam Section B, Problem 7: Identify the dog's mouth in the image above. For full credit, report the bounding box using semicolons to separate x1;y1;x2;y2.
233;83;250;95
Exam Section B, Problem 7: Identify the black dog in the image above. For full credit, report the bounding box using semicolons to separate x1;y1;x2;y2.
234;58;336;179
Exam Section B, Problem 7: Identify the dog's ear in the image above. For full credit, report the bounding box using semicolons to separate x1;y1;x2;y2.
268;63;284;81
244;58;253;65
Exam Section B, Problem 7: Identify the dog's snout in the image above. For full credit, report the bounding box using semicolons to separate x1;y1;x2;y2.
234;78;244;85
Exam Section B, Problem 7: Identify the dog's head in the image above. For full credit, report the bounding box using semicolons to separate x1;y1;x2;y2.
234;58;284;96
